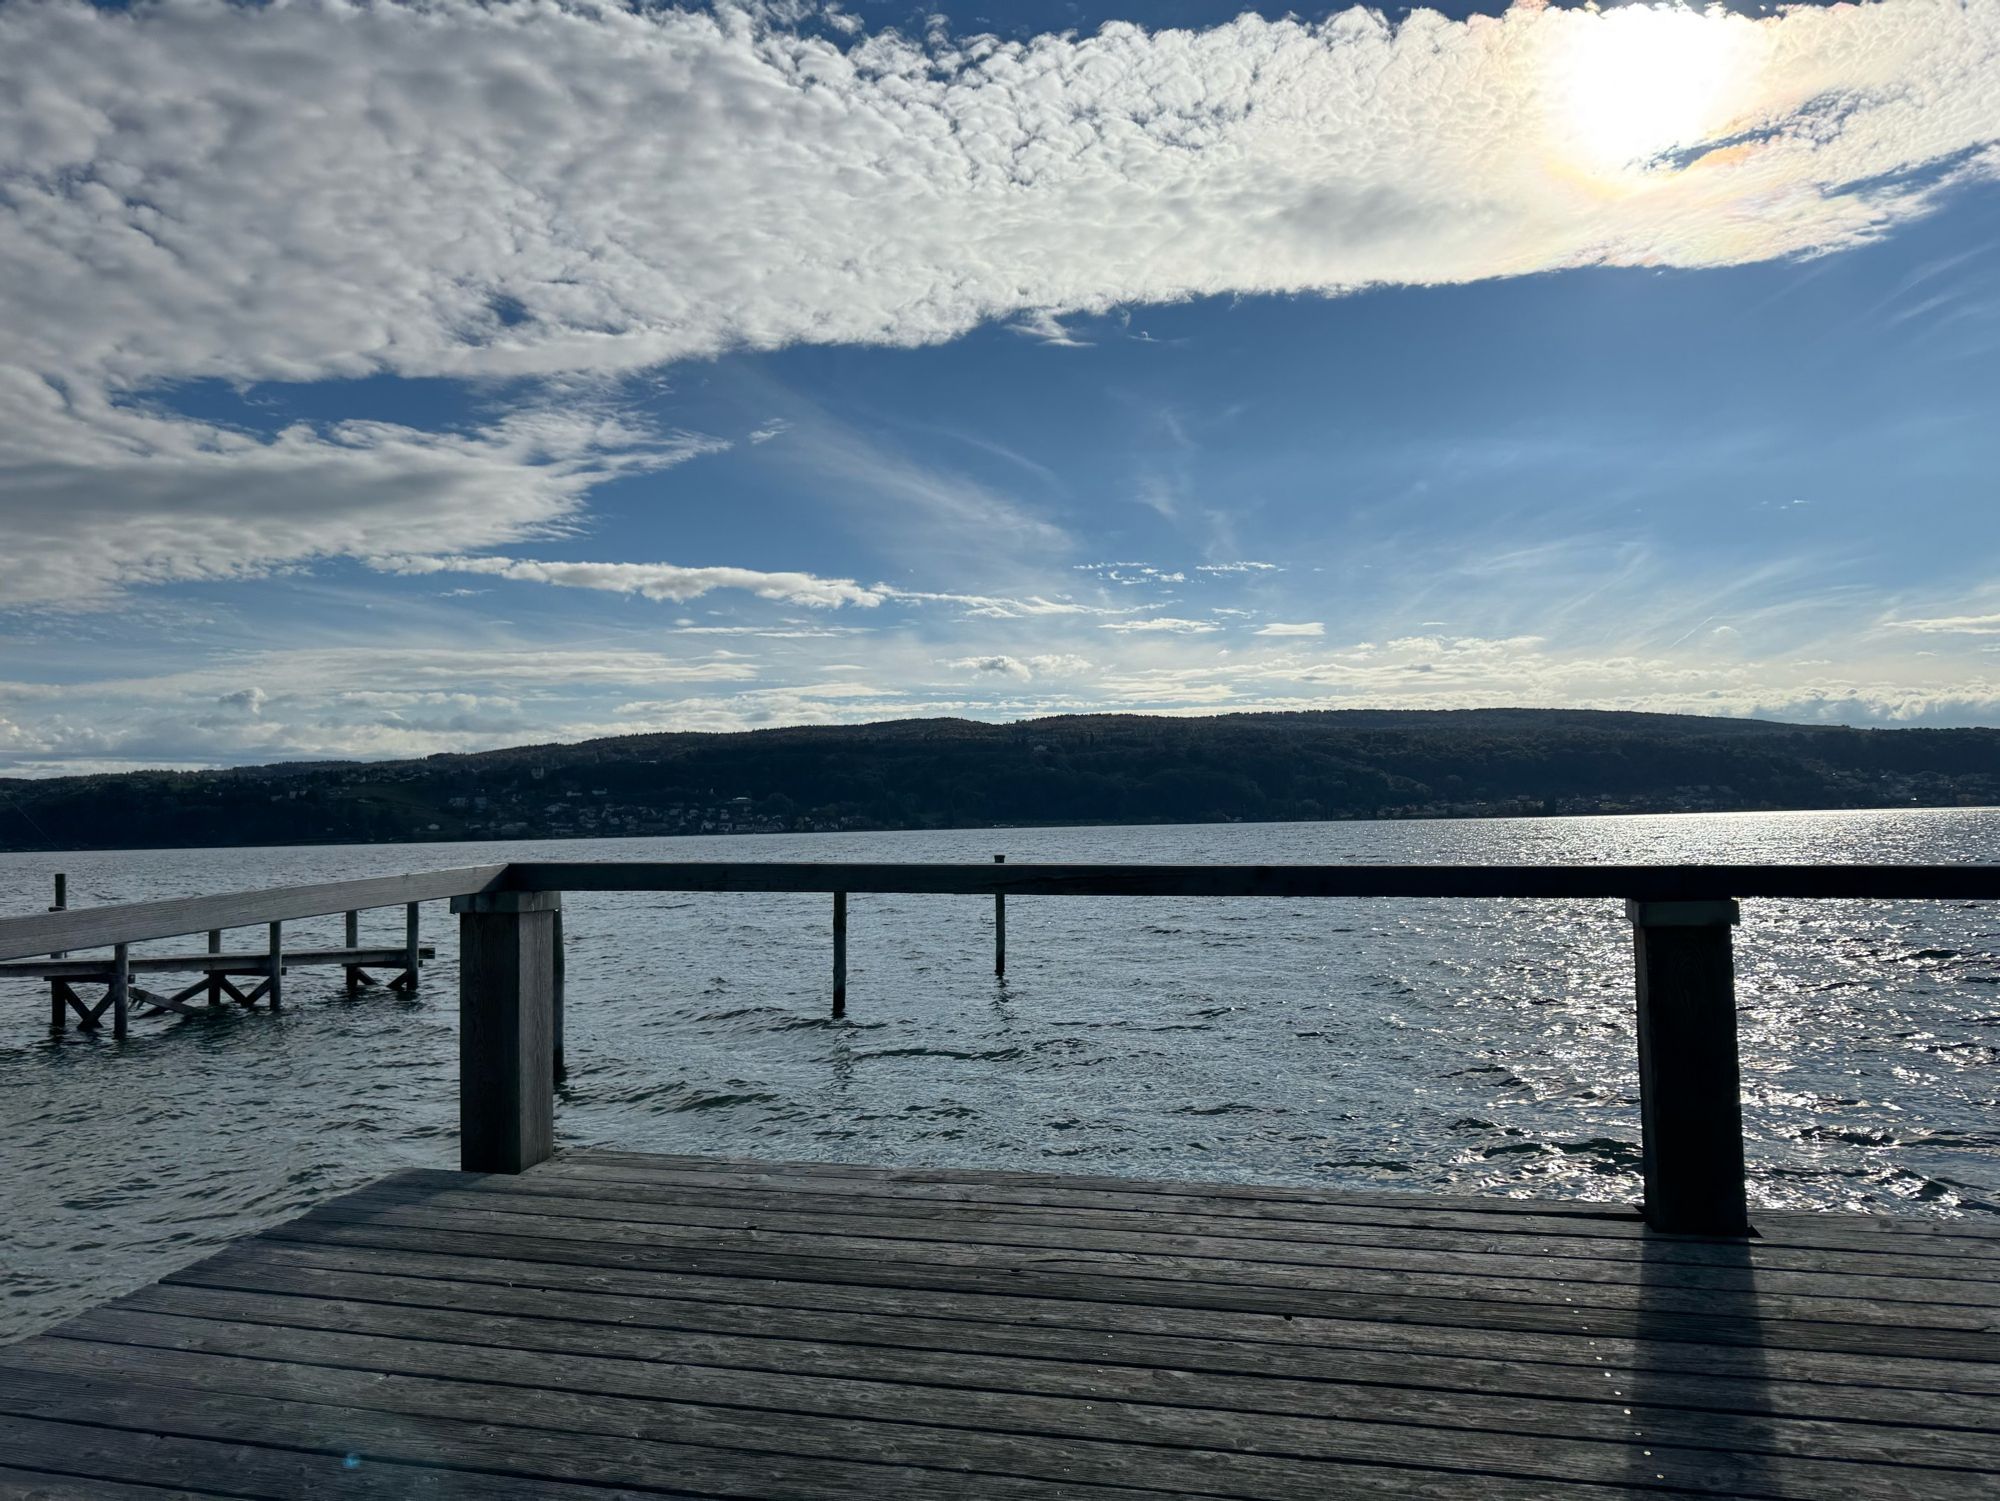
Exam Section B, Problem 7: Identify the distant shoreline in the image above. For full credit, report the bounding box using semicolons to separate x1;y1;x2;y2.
6;708;1998;855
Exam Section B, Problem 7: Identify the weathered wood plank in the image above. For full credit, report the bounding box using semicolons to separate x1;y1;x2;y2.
553;1149;2000;1253
0;866;505;964
0;1374;1165;1501
15;1150;1999;1498
182;1238;2000;1397
98;1284;2000;1458
560;1145;1645;1221
260;1212;2000;1361
0;1462;213;1500
297;1187;2000;1333
0;1415;653;1500
0;1335;1967;1501
145;1264;2000;1424
392;1167;2000;1293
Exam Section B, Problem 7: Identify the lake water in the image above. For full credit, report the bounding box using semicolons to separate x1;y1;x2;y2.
2;808;1997;1341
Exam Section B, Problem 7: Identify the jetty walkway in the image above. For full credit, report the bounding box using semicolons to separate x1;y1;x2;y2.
2;860;1997;1497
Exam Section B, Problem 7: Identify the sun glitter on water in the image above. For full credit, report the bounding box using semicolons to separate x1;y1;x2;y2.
1542;2;1763;184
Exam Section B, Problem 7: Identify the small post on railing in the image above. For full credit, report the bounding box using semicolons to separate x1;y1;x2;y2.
343;909;360;995
110;943;129;1040
552;906;567;1083
1629;898;1748;1237
267;921;284;1011
49;873;67;959
832;892;847;1019
403;901;422;991
206;929;223;1006
994;854;1006;978
453;890;560;1173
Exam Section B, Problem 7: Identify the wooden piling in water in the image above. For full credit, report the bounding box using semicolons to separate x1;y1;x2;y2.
267;921;283;1011
403;902;421;991
994;853;1006;978
343;910;360;994
110;943;129;1040
48;874;68;1033
207;928;222;1006
832;892;847;1018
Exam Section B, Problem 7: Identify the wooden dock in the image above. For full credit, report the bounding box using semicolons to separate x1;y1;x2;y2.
3;1148;1998;1499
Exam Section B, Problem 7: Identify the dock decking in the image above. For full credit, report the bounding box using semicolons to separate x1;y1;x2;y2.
3;1149;1997;1499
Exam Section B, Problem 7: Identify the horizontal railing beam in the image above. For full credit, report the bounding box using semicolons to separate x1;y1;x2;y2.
0;865;509;963
503;861;2000;902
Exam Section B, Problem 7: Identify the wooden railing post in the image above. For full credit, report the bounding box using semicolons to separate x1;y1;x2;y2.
1628;898;1748;1236
207;928;223;1006
832;892;847;1019
452;890;560;1173
267;921;283;1011
994;854;1006;978
343;910;360;995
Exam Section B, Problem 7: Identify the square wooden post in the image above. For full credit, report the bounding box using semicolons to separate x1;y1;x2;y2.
1628;898;1748;1237
110;943;130;1040
453;890;560;1173
267;921;283;1011
49;874;68;1032
403;902;422;991
994;853;1006;978
207;928;223;1006
344;910;360;995
832;892;847;1019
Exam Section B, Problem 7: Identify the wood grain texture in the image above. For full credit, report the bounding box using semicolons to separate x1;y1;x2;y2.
5;1151;1995;1499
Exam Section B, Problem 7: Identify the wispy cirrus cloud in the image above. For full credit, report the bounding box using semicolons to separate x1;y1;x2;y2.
378;554;884;609
1883;612;2000;635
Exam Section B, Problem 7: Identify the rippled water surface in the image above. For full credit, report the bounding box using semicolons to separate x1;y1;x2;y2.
3;809;1997;1339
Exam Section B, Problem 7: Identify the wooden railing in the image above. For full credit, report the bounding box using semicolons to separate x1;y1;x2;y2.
7;859;1998;1237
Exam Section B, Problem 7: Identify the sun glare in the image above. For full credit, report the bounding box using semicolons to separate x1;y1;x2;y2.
1547;4;1761;182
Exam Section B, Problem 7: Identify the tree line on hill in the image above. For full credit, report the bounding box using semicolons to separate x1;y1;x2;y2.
2;708;1996;852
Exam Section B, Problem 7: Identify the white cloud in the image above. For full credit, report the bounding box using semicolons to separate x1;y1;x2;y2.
380;554;884;609
1101;617;1223;634
1011;309;1091;347
1074;562;1188;585
0;393;723;607
948;654;1036;682
945;652;1096;682
3;0;1997;606
1196;562;1281;575
1255;621;1326;637
1884;612;2000;635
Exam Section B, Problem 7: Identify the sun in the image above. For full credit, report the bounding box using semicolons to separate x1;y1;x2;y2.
1545;4;1761;182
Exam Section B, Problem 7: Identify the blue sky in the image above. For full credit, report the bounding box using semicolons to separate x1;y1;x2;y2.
2;0;1999;771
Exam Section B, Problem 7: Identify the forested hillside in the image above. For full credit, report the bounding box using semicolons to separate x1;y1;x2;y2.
3;709;1995;852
